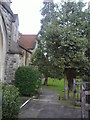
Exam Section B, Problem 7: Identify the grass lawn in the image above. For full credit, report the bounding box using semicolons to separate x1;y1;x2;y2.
42;78;79;108
42;78;65;97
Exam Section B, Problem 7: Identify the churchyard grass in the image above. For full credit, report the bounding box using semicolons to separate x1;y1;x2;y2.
42;78;74;106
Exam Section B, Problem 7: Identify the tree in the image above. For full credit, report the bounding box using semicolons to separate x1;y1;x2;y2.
49;1;89;98
31;48;51;85
32;1;56;85
32;0;89;99
84;6;90;78
38;1;89;98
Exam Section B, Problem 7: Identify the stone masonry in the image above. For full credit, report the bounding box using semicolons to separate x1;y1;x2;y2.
0;1;23;83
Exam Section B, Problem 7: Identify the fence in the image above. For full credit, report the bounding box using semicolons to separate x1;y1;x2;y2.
73;79;89;106
81;85;90;118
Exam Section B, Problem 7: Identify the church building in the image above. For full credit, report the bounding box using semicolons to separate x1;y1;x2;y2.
0;0;37;83
0;0;23;83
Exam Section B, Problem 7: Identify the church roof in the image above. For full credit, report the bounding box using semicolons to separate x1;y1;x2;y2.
18;35;37;51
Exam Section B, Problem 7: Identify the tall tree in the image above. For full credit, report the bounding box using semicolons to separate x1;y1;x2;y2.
84;4;90;118
31;48;50;85
38;1;88;98
32;0;89;99
32;1;56;85
58;1;88;94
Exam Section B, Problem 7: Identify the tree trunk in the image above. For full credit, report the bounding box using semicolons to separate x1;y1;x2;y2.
68;79;73;98
66;69;77;98
44;77;48;86
64;74;68;100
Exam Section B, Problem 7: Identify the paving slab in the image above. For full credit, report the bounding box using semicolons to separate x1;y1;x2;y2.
19;87;88;118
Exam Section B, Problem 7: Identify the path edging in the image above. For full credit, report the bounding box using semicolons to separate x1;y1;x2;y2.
20;95;38;109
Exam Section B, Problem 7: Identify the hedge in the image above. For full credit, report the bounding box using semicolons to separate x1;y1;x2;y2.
2;83;20;118
15;66;41;96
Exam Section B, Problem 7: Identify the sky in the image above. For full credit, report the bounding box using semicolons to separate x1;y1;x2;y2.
11;0;89;35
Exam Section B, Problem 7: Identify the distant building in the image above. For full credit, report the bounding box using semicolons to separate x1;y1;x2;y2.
18;34;37;66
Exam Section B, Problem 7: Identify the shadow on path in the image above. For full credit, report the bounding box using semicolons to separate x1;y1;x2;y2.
19;87;82;118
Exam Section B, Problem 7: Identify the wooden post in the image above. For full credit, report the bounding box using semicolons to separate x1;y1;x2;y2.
81;85;86;118
64;74;68;100
77;83;79;102
80;84;82;102
73;79;76;105
87;83;90;120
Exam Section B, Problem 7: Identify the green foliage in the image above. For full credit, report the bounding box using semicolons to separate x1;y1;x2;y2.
42;78;73;101
46;1;88;72
84;7;90;79
32;48;64;79
40;1;55;29
15;66;41;96
32;48;50;77
42;78;64;91
33;1;90;93
2;83;20;118
39;2;56;78
32;1;64;79
36;1;90;91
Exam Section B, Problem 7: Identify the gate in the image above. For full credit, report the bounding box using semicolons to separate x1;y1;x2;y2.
81;84;90;118
73;79;89;106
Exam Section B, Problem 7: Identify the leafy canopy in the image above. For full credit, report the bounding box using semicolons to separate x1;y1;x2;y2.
32;1;90;81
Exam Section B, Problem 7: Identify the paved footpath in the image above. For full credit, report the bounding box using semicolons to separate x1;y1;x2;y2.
19;87;85;118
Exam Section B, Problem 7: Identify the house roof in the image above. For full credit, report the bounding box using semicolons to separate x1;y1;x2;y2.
18;35;37;51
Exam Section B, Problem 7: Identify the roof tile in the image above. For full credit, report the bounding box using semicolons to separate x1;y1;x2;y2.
18;35;37;50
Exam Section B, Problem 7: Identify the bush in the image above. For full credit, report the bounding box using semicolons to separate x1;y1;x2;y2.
2;83;20;118
15;66;41;96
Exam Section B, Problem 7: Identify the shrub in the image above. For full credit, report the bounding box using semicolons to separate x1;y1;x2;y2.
2;83;20;118
15;66;41;96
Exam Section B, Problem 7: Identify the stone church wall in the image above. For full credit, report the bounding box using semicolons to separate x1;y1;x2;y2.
0;3;12;50
0;2;23;83
5;54;23;83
